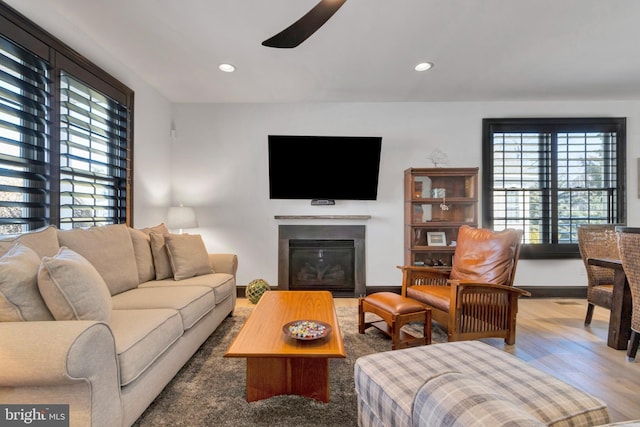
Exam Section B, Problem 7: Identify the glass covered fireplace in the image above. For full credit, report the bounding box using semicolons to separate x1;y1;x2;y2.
289;240;354;293
278;225;366;297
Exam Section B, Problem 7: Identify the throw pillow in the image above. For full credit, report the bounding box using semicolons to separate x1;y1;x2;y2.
57;224;139;295
141;223;172;280
149;233;174;280
128;227;156;283
0;243;54;321
140;222;169;236
38;247;112;322
0;225;60;258
450;225;522;286
164;234;213;281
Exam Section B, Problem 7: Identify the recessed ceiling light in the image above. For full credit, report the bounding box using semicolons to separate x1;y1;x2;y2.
414;62;433;72
218;63;236;73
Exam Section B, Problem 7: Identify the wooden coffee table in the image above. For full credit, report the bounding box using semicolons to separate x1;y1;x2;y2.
224;290;345;402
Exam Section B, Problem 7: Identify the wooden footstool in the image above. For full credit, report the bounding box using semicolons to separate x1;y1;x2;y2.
358;292;431;350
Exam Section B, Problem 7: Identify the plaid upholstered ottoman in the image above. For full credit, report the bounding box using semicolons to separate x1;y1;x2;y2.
354;341;610;427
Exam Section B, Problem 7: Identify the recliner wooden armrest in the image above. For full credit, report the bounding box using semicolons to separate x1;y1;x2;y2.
451;280;531;297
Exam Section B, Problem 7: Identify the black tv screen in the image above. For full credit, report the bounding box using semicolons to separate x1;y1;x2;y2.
268;135;382;202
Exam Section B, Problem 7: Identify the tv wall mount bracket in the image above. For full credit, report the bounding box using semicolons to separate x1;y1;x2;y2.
311;199;336;205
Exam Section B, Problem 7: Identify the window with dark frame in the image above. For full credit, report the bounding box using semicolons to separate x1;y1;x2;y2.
0;3;133;234
482;118;626;259
0;34;50;234
59;73;129;229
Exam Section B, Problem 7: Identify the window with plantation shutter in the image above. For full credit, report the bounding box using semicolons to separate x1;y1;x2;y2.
59;73;128;229
482;118;626;259
0;35;50;234
0;2;133;234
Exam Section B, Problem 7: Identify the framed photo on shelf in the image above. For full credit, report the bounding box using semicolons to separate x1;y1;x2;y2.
427;231;447;246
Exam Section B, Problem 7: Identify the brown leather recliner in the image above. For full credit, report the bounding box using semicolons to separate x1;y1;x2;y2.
398;225;530;344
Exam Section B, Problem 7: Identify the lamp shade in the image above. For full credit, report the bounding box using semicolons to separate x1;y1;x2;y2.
167;205;198;231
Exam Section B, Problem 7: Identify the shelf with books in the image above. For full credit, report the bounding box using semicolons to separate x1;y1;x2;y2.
404;167;478;267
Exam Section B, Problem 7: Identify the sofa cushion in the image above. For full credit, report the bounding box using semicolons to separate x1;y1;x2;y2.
38;247;112;322
139;272;235;305
111;286;215;330
128;227;156;283
149;233;173;280
164;233;213;280
412;372;545;427
450;225;521;286
110;308;183;386
0;243;54;321
354;341;610;427
57;224;139;295
0;225;60;258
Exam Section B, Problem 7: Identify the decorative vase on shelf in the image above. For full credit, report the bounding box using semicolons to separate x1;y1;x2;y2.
428;149;449;167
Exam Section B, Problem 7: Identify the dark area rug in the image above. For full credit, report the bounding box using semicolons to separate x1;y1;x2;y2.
133;305;446;427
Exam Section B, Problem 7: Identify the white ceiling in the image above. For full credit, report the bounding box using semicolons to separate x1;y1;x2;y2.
5;0;640;103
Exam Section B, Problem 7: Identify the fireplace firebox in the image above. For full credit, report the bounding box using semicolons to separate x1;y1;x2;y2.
289;240;355;293
278;225;365;297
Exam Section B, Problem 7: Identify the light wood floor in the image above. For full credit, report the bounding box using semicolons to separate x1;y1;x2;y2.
236;297;640;423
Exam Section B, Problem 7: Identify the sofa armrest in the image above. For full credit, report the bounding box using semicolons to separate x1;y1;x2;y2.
0;321;123;427
209;253;238;275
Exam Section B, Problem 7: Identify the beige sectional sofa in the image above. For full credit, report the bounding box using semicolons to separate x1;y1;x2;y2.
0;223;237;427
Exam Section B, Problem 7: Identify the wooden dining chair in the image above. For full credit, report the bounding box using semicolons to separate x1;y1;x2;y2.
398;225;530;345
577;224;620;326
615;226;640;361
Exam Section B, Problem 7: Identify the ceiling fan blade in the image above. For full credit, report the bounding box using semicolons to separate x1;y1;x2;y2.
262;0;347;48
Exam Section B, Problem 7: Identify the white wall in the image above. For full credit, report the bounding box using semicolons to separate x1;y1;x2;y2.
129;85;173;228
172;101;640;288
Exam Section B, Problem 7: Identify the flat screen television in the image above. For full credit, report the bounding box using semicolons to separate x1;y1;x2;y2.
268;135;382;204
